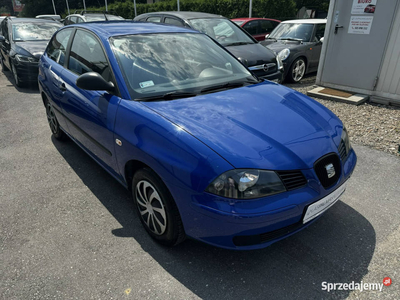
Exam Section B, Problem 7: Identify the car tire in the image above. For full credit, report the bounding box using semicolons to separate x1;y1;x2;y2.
287;57;306;83
45;99;65;140
132;168;185;246
11;62;23;87
1;55;9;72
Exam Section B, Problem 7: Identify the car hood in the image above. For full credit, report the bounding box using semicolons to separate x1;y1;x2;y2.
14;41;49;59
143;81;342;170
262;40;303;53
226;43;276;67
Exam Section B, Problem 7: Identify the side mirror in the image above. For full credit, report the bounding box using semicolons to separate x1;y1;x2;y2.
76;72;115;92
265;34;269;39
319;37;324;43
0;35;5;43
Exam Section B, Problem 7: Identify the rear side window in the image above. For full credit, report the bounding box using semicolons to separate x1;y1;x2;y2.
164;17;184;27
68;30;111;81
147;16;161;23
47;28;73;65
70;16;78;24
259;20;274;33
315;24;326;41
243;21;259;35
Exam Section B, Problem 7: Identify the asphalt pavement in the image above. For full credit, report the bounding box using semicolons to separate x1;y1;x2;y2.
0;70;399;299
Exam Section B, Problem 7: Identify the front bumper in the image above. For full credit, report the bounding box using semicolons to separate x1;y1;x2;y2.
13;59;39;83
178;149;357;250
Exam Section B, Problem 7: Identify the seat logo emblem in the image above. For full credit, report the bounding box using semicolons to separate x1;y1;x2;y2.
263;64;269;72
325;163;335;178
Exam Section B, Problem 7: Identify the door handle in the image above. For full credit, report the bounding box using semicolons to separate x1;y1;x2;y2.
334;24;344;34
59;82;67;91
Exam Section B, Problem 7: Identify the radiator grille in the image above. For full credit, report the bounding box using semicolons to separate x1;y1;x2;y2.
276;170;307;191
314;153;341;189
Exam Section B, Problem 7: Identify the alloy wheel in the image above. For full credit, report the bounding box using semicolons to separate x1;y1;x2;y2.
46;102;58;134
292;59;306;82
135;180;167;235
11;63;19;86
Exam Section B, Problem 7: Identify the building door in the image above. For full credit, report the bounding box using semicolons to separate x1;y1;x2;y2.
319;0;397;91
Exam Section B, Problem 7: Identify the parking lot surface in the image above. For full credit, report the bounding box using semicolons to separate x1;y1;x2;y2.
0;71;399;299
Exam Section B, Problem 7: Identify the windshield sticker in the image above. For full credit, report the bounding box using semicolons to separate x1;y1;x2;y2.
139;80;155;88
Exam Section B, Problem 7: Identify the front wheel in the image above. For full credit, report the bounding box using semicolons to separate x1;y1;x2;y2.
287;58;306;83
132;168;185;246
11;62;23;87
45;99;65;140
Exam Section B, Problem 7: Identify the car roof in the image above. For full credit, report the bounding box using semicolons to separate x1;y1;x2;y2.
137;11;223;20
231;17;280;22
8;17;61;24
282;19;327;24
68;21;199;38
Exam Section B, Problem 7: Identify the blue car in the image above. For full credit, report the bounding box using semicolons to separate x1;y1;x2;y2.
38;22;357;250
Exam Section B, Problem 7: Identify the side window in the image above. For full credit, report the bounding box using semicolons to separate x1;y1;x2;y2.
243;21;258;35
147;16;161;23
259;20;274;33
70;16;78;24
315;24;326;41
164;17;184;27
76;17;84;23
272;21;280;30
68;30;111;82
47;28;73;65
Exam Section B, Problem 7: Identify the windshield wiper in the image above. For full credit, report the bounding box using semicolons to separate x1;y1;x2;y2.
135;91;197;102
278;38;303;42
200;81;252;94
224;41;252;46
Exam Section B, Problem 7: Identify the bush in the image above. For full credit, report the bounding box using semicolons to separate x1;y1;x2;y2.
83;0;297;20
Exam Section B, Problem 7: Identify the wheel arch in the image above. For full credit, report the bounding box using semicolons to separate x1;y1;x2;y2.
124;159;152;192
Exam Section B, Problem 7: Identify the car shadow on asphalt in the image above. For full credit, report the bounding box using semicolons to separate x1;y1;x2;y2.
52;136;376;299
1;69;39;94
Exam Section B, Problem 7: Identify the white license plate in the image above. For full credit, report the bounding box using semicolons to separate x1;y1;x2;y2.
303;182;347;224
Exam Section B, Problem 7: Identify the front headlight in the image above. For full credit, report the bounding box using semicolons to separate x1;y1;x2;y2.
15;54;37;63
276;55;283;71
206;169;286;199
278;48;290;61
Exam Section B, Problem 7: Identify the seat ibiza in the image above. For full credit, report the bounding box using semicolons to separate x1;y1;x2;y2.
38;22;357;250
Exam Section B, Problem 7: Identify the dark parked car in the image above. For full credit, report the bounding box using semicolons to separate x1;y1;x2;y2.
261;19;326;82
134;12;283;81
64;11;124;25
0;17;62;87
231;17;281;41
38;21;356;249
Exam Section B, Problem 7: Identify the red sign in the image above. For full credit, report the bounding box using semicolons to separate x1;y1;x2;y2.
383;277;392;287
12;0;25;13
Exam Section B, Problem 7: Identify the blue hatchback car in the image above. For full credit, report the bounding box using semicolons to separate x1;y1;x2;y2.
38;22;357;250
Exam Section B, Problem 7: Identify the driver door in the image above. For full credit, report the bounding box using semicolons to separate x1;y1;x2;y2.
60;29;121;175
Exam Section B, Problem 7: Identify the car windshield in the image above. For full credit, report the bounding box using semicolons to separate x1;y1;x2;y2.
106;15;124;20
111;33;257;100
85;14;107;22
12;23;61;41
269;23;314;42
188;18;254;46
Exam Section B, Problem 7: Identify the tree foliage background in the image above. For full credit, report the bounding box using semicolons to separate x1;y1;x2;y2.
20;0;328;19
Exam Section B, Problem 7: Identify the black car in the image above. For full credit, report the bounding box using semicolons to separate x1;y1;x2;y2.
261;19;326;82
134;11;283;81
0;18;62;87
